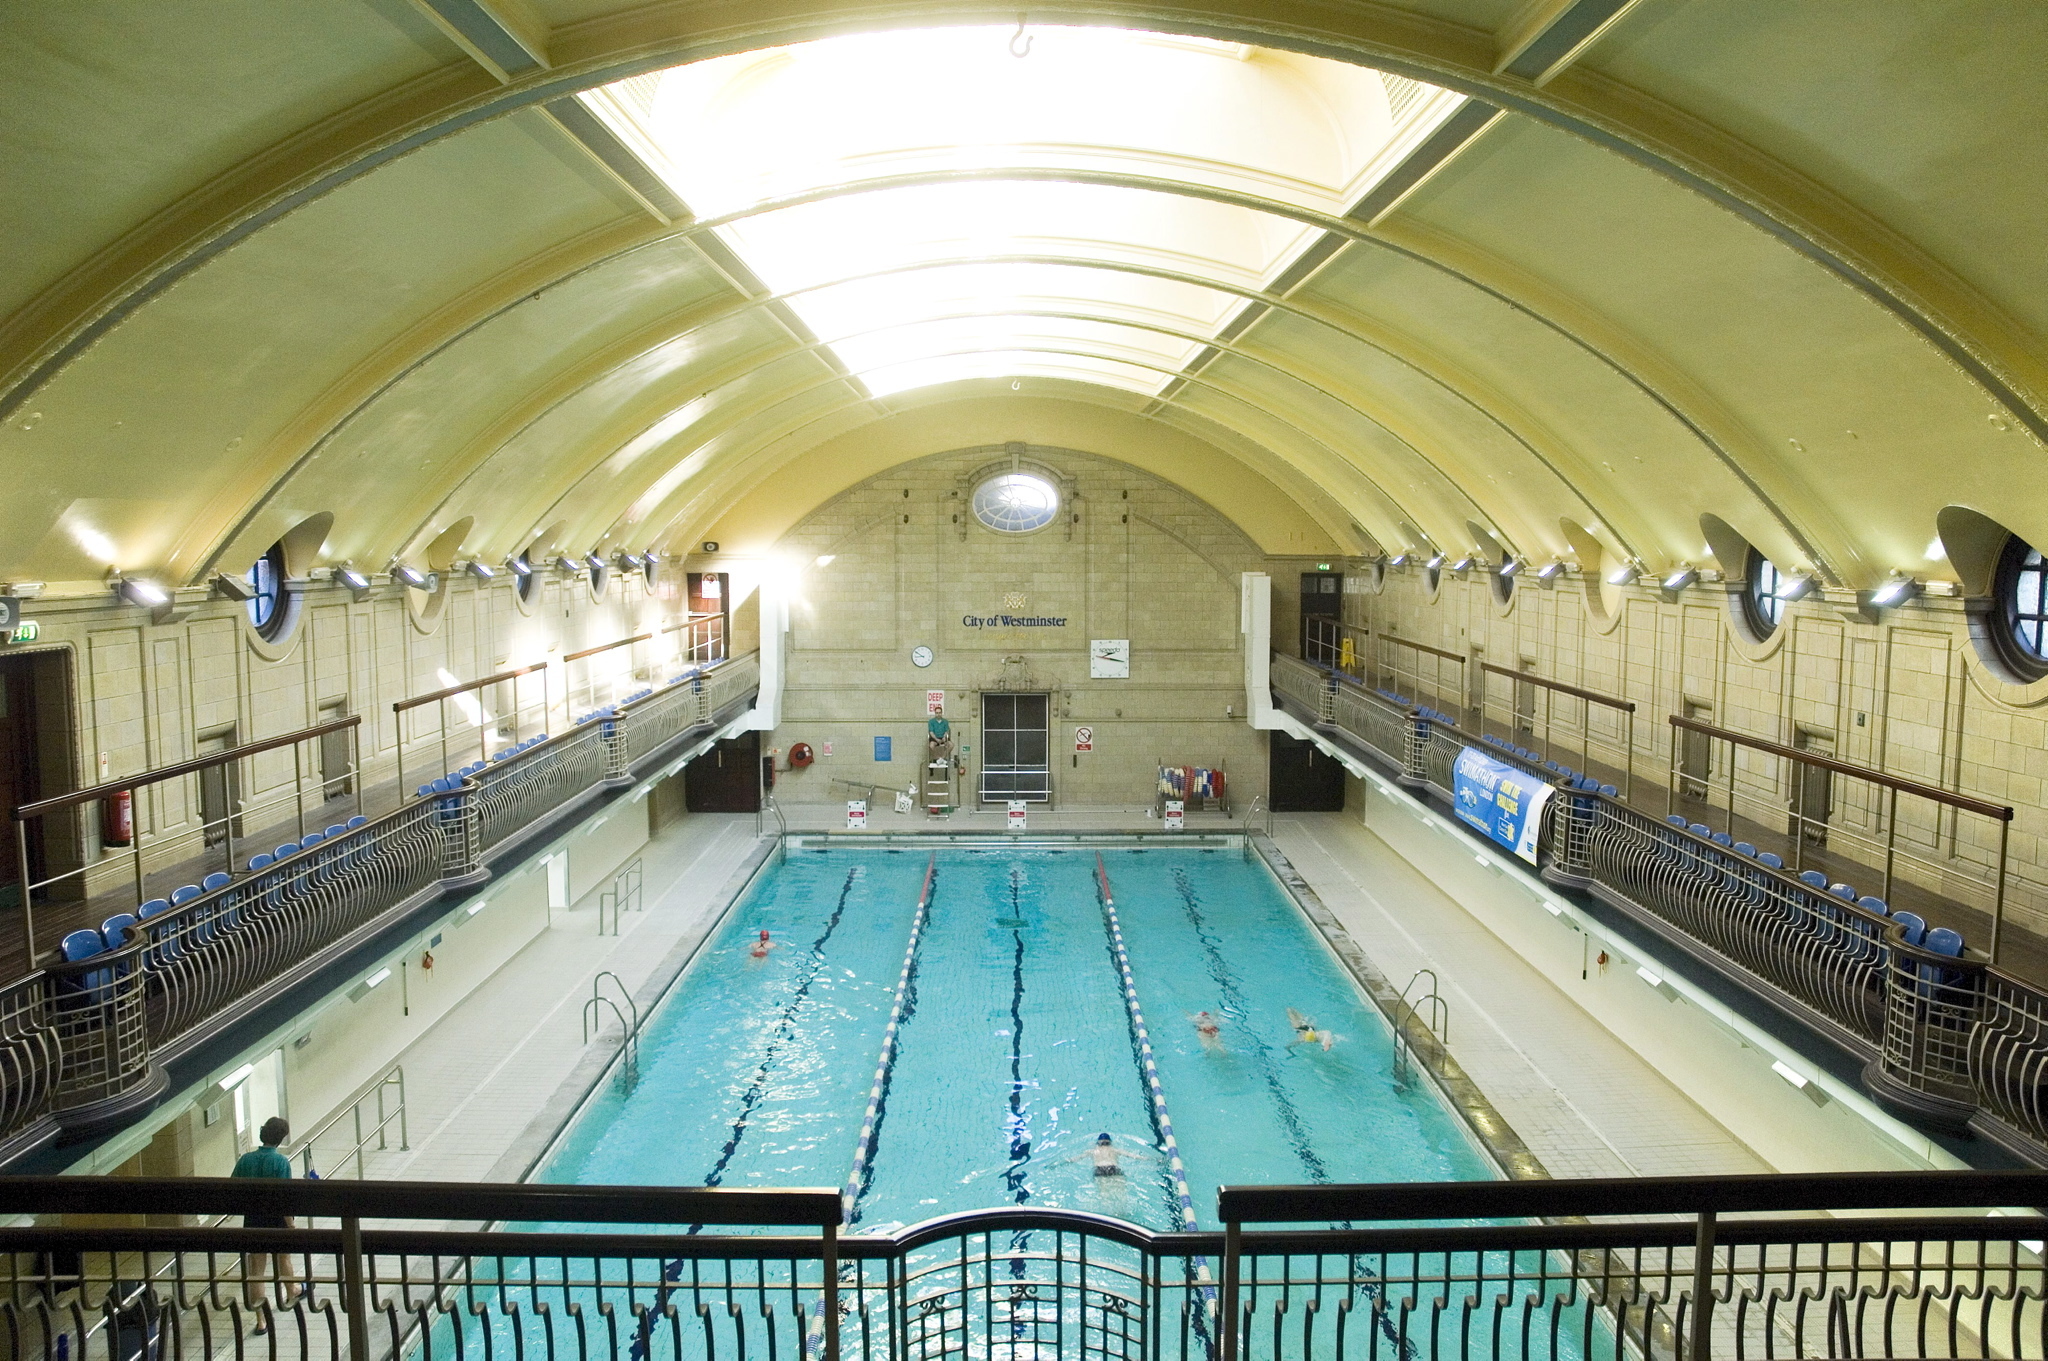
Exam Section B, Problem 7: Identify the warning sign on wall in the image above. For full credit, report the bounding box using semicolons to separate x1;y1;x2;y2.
1007;800;1028;831
1163;800;1185;832
1074;725;1094;752
926;690;946;715
846;800;867;830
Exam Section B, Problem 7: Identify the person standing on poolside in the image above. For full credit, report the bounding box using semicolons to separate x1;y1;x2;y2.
232;1116;300;1331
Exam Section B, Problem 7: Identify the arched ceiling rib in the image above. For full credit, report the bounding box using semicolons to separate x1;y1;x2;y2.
3;2;2046;597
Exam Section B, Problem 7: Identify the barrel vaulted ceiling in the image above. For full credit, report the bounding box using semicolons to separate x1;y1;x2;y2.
3;0;2045;593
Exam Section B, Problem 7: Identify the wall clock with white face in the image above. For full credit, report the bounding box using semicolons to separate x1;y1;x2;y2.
1090;639;1130;678
911;645;934;668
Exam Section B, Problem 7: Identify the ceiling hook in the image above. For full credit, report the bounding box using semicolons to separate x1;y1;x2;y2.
1009;17;1032;57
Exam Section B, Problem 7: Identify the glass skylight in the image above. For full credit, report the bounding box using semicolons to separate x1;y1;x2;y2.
579;26;1464;398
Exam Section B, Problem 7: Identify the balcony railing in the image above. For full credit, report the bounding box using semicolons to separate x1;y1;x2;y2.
1276;650;2048;1166
0;653;760;1159
1;1170;2043;1361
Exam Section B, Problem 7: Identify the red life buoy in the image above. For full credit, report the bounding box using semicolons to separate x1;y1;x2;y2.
789;742;815;768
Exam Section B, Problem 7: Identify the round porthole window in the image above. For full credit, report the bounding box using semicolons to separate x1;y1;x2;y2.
1995;534;2048;681
1740;547;1785;641
245;541;300;643
971;472;1059;534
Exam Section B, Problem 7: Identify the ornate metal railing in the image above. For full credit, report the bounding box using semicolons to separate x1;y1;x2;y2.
1271;653;1335;723
1281;650;2048;1163
3;1171;2046;1361
0;654;761;1155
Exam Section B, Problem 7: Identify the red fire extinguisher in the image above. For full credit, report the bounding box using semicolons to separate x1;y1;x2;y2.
102;789;133;848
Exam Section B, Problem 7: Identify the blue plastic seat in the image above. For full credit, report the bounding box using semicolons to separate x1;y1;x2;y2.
1799;870;1829;890
1829;883;1856;901
137;898;170;919
1857;895;1889;916
1667;814;1688;829
1892;911;1927;947
247;853;273;871
100;914;138;948
1925;927;1964;957
169;884;202;905
274;842;300;859
1735;842;1757;857
347;815;367;829
59;930;102;962
325;823;347;838
1688;823;1711;838
301;831;324;847
1600;784;1618;797
1711;832;1733;848
202;871;230;891
1758;852;1784;871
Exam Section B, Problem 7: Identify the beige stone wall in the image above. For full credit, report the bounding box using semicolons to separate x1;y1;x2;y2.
10;565;686;898
768;444;1287;809
1349;567;2048;936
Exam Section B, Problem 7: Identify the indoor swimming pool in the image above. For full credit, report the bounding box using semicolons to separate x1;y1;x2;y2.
542;841;1495;1228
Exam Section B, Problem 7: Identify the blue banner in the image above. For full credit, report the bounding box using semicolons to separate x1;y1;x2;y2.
1451;747;1555;864
874;735;892;762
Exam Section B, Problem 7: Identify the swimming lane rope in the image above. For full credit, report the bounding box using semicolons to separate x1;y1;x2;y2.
840;851;938;1221
1095;850;1217;1346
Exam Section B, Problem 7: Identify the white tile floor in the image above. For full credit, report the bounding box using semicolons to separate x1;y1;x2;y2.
337;802;1767;1200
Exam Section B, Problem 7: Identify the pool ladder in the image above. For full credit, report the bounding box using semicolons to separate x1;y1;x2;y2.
1393;968;1449;1077
583;970;641;1082
1239;794;1272;858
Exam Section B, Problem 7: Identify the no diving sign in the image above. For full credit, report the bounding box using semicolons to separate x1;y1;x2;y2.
1074;725;1093;752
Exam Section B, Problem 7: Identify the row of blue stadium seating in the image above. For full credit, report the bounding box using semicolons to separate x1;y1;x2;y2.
58;813;379;970
414;733;551;800
1658;813;1963;957
1476;733;1619;795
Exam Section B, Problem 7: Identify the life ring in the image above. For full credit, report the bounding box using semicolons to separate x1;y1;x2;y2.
789;742;815;769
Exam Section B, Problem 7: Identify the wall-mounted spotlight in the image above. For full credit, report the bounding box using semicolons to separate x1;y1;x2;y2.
1387;553;1410;568
1868;575;1922;609
1426;554;1446;570
1499;558;1524;578
389;561;428;589
1606;563;1641;586
211;572;255;602
335;564;371;591
617;551;645;569
643;548;662;565
584;553;605;572
1450;556;1474;574
464;560;496;580
1536;561;1568;582
1662;566;1700;592
115;577;170;608
554;556;579;575
503;556;531;578
1774;573;1819;603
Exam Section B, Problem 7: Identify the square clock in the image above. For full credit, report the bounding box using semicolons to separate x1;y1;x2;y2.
1090;639;1130;678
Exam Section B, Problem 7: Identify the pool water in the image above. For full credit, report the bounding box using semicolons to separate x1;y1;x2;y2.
543;844;1495;1226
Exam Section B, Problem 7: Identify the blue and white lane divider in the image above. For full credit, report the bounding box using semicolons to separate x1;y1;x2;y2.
805;853;938;1360
1095;854;1215;1298
841;852;938;1219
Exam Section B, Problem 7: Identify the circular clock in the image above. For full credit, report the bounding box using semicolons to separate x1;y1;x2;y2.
911;645;934;668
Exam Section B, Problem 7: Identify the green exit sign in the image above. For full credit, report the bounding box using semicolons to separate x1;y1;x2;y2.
6;620;37;645
1315;562;1332;571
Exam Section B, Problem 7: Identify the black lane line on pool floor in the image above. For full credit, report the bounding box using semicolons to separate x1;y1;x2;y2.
692;865;863;1209
1168;865;1411;1359
1004;870;1034;1207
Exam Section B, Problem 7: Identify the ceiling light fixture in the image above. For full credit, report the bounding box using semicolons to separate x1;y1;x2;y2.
584;553;605;572
1536;561;1567;582
1775;574;1819;603
464;560;496;580
116;577;170;608
1662;566;1699;592
1499;558;1523;578
211;573;255;602
1387;553;1409;568
554;556;579;575
389;562;427;589
1869;576;1921;608
504;557;531;578
1425;554;1445;570
1606;563;1640;586
1450;557;1473;573
336;565;371;591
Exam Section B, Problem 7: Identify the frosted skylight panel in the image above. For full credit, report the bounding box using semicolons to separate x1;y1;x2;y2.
579;25;1464;396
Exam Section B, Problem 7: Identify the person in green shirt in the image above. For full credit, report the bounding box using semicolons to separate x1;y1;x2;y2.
927;706;953;764
232;1116;299;1327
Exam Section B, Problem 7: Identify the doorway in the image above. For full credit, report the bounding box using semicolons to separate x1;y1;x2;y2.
1792;728;1834;847
1679;700;1714;801
980;693;1051;803
684;730;761;812
0;656;46;910
1298;571;1341;658
230;1048;287;1157
318;698;353;800
1268;732;1345;811
195;726;241;847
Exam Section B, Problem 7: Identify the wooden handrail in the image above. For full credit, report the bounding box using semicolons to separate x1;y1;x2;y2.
392;662;548;714
1668;714;2012;821
1378;632;1467;665
13;717;361;821
659;612;725;635
563;632;652;664
1481;662;1636;713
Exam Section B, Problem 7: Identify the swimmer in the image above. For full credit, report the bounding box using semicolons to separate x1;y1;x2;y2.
1066;1132;1158;1178
1285;1006;1337;1054
1187;1010;1225;1051
747;929;775;962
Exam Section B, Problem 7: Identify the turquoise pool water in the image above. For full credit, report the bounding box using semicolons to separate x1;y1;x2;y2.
542;844;1494;1227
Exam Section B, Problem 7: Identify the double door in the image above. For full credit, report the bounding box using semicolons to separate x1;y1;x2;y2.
980;693;1050;803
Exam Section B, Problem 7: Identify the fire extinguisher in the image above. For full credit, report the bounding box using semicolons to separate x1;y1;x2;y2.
102;789;133;848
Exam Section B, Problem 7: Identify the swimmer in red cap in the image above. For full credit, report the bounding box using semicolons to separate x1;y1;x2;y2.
747;929;775;964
